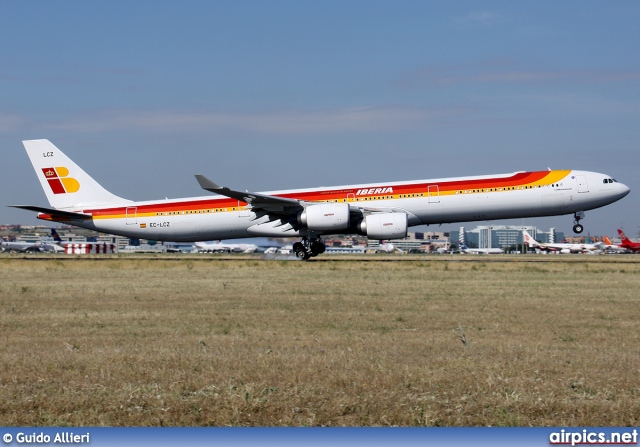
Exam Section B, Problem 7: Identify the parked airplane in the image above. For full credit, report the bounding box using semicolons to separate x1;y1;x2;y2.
458;242;503;254
1;237;43;252
0;236;63;253
278;245;293;255
602;236;628;253
522;230;603;254
12;140;630;260
617;229;640;252
44;228;74;252
50;228;71;246
195;241;258;253
372;242;403;254
325;245;367;254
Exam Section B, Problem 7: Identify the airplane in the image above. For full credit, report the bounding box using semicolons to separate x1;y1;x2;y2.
11;139;630;260
378;243;401;253
43;228;73;253
522;230;604;254
195;241;258;253
617;229;640;252
0;236;63;253
50;228;72;247
458;242;503;254
260;245;294;255
277;245;293;255
1;237;44;253
602;235;628;253
370;241;403;254
325;245;367;254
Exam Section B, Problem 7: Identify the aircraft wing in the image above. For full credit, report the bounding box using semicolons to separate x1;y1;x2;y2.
195;175;407;218
9;205;92;219
195;175;304;214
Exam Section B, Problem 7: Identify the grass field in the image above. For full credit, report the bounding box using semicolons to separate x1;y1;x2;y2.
0;254;639;426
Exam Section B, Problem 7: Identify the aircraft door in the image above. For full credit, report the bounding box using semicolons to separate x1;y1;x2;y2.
347;193;355;203
238;201;250;218
126;207;137;225
428;185;440;203
576;175;589;193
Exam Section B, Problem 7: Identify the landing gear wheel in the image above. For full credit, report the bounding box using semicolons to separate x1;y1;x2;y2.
295;248;310;260
572;211;585;234
310;241;326;256
294;236;325;260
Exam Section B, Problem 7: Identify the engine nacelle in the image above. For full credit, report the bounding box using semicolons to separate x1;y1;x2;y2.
298;203;350;232
360;213;408;240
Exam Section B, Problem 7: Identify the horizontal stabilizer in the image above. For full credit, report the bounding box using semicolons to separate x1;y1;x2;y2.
9;205;92;219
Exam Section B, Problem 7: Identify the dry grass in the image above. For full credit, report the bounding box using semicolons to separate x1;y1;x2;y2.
0;254;639;426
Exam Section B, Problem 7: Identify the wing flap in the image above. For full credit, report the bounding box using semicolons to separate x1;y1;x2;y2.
195;175;303;213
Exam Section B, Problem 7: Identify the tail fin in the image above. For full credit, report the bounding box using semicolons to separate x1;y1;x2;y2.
618;229;631;243
603;236;613;245
51;228;62;243
22;139;130;210
522;230;538;247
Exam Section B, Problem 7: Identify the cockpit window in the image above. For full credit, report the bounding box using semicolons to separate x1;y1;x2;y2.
603;178;616;184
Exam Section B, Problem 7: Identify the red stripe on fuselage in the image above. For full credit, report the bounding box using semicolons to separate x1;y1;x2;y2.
81;171;560;217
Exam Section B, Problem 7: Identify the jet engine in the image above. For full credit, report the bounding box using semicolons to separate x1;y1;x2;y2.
359;213;408;240
298;203;350;232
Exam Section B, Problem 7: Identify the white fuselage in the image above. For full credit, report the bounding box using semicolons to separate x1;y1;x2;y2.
532;243;603;254
38;169;629;242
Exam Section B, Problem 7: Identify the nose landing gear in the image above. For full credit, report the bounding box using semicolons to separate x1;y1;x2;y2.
293;236;326;260
573;211;585;234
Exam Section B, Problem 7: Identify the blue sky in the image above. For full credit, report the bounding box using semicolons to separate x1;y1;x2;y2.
1;1;639;236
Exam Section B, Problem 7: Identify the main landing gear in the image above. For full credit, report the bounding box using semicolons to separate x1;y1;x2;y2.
573;211;585;234
293;236;326;260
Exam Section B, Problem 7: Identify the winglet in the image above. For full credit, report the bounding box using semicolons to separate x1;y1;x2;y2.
195;175;249;201
195;175;223;192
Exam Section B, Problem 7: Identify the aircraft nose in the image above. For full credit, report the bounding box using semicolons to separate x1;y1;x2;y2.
616;182;631;200
620;182;630;196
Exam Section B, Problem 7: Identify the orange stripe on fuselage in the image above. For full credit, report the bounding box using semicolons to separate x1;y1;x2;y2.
77;170;571;220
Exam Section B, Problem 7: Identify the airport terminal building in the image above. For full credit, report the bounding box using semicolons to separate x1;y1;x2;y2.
450;225;564;250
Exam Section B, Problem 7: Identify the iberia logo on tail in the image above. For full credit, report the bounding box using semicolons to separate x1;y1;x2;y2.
42;167;80;194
